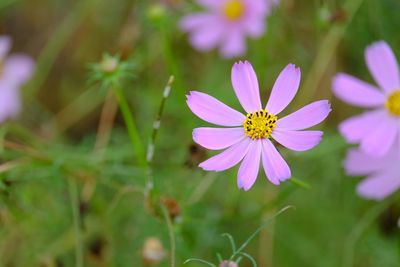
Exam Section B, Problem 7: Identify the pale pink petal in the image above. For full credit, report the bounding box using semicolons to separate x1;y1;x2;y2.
261;139;291;185
344;148;390;176
332;73;385;107
220;28;246;58
231;61;262;113
237;140;261;190
193;127;245;150
271;130;323;151
180;14;224;51
244;0;268;16
199;138;251;171
338;109;387;144
0;81;21;123
242;16;266;37
265;64;301;115
3;54;35;86
186;91;245;126
360;115;398;157
197;0;223;9
365;41;400;93
357;170;400;200
0;36;11;61
276;100;331;130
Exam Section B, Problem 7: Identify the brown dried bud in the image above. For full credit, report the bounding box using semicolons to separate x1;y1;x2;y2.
142;237;166;266
161;197;181;220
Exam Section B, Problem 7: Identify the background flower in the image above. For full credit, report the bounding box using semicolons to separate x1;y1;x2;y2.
332;41;400;157
187;61;331;190
345;142;400;200
0;36;34;123
180;0;277;58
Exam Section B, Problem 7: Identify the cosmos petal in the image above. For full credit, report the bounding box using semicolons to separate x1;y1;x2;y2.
231;61;262;113
266;64;301;115
199;138;251;171
360;115;398;157
272;130;323;152
193;127;245;150
261;139;291;185
237;140;261;190
332;73;385;107
357;170;400;200
277;100;331;130
365;41;400;93
338;109;387;144
186;91;245;126
344;148;390;176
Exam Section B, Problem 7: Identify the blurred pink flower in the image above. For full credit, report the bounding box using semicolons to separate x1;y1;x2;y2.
0;36;34;123
180;0;278;58
345;142;400;200
332;41;400;157
187;61;331;190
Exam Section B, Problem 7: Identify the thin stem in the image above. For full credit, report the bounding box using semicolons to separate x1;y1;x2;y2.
112;83;147;167
27;0;96;98
145;76;174;191
342;196;398;267
161;204;176;267
68;178;83;267
294;0;366;107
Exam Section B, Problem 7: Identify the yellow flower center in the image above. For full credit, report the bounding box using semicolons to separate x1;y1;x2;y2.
243;109;277;139
385;90;400;116
223;0;244;21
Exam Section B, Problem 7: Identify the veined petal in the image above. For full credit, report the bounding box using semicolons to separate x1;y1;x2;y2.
261;139;291;185
360;115;398;157
199;138;251;171
338;109;387;144
332;73;385;107
272;130;323;152
237;140;262;190
186;91;245;126
357;170;400;200
0;35;11;61
193;127;245;150
277;100;331;130
365;41;400;93
231;61;262;113
344;148;389;176
266;64;301;115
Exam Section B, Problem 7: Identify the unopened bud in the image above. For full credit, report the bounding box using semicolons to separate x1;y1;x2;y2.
142;237;166;266
100;56;118;73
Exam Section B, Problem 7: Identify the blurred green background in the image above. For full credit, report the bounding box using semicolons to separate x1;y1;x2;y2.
0;0;400;266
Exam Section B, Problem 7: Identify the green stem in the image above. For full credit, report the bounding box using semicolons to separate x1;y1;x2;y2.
342;196;398;267
161;205;176;267
27;0;96;98
112;83;147;167
68;178;83;267
294;0;366;107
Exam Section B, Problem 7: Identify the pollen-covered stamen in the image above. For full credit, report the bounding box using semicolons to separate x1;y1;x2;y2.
385;90;400;116
223;0;244;21
243;109;277;139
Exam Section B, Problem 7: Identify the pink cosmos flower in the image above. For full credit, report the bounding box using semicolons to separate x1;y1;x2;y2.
345;142;400;200
0;36;34;123
186;61;331;190
180;0;278;58
332;41;400;157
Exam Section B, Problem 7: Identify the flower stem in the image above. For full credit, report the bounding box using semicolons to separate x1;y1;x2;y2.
68;178;83;267
161;204;176;267
112;83;147;167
